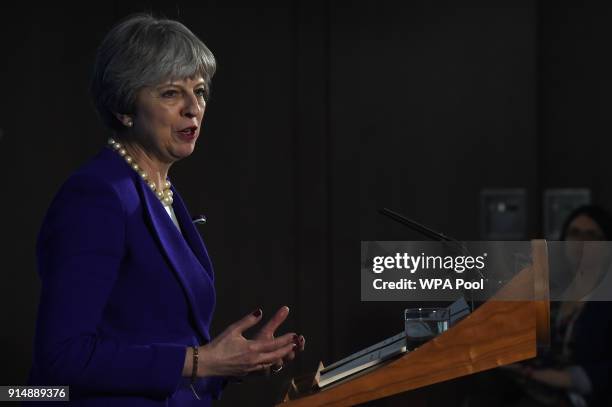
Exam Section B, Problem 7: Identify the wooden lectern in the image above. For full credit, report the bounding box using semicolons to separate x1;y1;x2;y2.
277;240;550;406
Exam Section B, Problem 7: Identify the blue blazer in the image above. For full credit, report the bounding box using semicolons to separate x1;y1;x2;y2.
28;147;225;406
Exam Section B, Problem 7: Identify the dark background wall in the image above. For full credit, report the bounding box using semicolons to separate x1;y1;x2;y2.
540;2;612;206
0;1;610;406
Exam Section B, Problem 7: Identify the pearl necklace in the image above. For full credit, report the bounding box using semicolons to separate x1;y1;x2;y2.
107;138;174;207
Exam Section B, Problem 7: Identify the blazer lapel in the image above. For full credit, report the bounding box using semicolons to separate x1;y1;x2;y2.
138;181;215;342
170;187;215;282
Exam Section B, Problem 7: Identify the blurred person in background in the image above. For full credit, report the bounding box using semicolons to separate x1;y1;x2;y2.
466;205;612;407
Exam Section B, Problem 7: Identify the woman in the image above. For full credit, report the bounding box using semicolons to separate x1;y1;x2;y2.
27;13;304;406
466;206;612;407
505;206;612;407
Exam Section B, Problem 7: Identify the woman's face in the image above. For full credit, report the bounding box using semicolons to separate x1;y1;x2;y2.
131;75;207;163
564;214;608;274
565;214;605;241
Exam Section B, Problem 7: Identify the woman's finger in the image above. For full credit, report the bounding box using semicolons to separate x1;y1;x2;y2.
249;333;297;353
244;363;273;373
253;343;297;366
256;306;290;338
282;351;296;363
227;308;263;335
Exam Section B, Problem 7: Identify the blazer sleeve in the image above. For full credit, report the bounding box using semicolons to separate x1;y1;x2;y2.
34;173;186;398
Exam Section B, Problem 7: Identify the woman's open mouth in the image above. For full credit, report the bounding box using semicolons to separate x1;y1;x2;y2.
176;126;198;141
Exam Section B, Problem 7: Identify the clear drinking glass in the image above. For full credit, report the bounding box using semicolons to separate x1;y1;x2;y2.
404;307;450;350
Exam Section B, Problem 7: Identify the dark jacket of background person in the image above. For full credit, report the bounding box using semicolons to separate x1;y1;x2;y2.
569;301;612;406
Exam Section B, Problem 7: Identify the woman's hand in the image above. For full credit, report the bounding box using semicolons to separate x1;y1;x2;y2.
194;309;298;377
502;364;572;389
252;306;306;374
526;368;572;389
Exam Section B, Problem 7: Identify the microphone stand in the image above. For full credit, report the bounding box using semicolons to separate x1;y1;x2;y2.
378;208;481;312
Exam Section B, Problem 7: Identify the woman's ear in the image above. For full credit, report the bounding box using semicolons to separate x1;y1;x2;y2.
114;113;134;128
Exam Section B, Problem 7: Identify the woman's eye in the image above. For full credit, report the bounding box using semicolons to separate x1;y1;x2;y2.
161;90;178;98
195;88;207;98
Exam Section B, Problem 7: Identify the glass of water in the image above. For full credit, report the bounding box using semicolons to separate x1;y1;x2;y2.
404;307;450;350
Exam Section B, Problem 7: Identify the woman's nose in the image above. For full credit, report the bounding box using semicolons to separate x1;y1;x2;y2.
182;94;203;118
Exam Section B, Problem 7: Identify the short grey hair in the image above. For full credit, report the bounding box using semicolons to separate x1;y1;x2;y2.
90;13;216;131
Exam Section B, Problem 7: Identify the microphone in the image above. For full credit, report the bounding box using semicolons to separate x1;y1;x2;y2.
378;208;467;255
378;207;487;280
378;208;481;310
